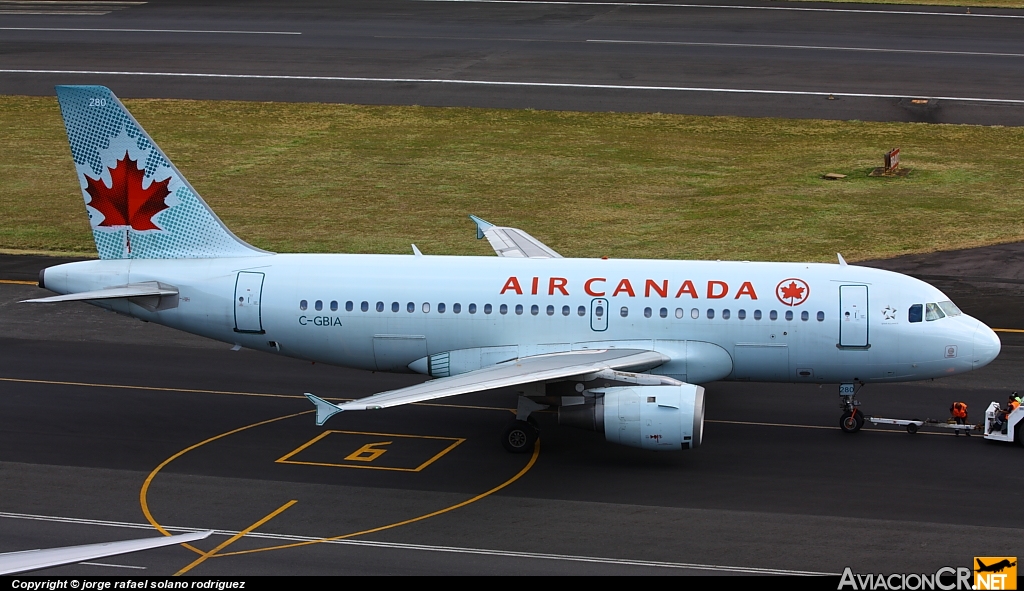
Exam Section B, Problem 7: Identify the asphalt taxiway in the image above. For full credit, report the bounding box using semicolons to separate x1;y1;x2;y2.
1;0;1024;124
1;249;1021;576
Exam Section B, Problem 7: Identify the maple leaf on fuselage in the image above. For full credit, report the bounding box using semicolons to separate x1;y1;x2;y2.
780;281;805;302
84;152;170;231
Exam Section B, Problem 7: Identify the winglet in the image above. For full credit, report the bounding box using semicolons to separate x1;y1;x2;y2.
837;252;848;266
469;215;494;240
305;393;344;426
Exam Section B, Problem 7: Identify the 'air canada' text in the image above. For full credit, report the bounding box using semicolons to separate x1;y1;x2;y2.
499;277;759;300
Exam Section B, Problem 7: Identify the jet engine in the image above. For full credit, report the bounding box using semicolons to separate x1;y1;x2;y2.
557;384;705;450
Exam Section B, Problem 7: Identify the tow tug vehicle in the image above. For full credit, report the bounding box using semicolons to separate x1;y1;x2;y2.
858;401;1023;444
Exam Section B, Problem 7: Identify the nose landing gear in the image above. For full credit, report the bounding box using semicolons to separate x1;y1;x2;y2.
839;383;866;433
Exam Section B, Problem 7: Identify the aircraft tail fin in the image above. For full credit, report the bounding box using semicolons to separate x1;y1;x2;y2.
55;85;268;260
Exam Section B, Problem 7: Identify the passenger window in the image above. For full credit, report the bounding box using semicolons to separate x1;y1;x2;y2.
644;307;652;318
707;309;715;319
531;304;539;316
376;301;384;312
562;305;570;316
801;311;809;321
817;311;825;322
299;300;307;311
577;305;586;317
675;308;683;319
422;302;430;313
754;310;762;320
486;303;493;314
315;300;323;311
392;302;399;313
660;307;668;318
738;309;746;320
621;307;629;318
515;304;523;315
407;302;415;313
499;304;507;315
330;300;338;312
438;303;446;313
547;305;555;316
361;301;369;312
346;301;353;312
691;308;699;319
596;305;604;317
453;303;461;314
769;310;778;320
785;310;793;321
722;309;730;320
925;302;945;321
469;303;477;314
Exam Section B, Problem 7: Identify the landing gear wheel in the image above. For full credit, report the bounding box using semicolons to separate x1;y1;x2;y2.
502;420;538;453
840;410;865;433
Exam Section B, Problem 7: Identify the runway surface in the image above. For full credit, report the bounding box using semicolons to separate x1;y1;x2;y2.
2;0;1024;124
1;248;1022;576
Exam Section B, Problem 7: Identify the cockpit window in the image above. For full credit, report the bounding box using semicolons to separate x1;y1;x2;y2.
908;304;923;323
937;301;962;317
925;302;945;321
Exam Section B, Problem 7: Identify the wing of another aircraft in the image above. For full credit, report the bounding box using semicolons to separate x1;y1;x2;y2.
0;530;212;575
307;348;668;425
470;215;562;259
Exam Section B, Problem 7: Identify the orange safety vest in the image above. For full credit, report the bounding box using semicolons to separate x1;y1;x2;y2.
1010;400;1021;412
951;402;967;418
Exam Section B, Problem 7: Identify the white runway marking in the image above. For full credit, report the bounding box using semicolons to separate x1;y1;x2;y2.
589;39;1024;59
418;0;1024;19
0;511;835;575
0;27;301;34
79;562;147;570
3;68;1023;104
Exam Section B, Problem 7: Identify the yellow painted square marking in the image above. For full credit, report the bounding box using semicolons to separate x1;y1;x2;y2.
275;430;465;472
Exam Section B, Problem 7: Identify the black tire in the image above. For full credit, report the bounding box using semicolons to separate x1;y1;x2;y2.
840;410;864;433
906;423;919;434
502;420;538;453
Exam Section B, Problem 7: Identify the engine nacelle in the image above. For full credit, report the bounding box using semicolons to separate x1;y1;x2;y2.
558;384;705;450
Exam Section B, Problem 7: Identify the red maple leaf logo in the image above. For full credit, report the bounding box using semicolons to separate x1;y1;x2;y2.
781;282;804;301
776;278;810;306
84;152;170;231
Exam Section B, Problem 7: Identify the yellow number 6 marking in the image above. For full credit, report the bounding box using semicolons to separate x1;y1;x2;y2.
345;441;392;462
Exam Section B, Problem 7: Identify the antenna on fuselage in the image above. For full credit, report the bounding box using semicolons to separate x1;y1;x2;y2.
837;253;848;266
412;244;423;257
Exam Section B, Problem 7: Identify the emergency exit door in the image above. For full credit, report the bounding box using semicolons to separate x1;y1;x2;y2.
234;271;265;334
839;285;868;347
590;298;608;332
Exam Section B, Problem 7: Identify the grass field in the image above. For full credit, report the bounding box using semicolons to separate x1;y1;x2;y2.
1;95;1022;263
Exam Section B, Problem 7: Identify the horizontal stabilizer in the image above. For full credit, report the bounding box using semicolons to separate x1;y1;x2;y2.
22;281;177;303
469;215;562;259
305;393;346;426
0;530;212;575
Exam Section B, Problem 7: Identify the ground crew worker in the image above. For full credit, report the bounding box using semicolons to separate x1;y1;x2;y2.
950;401;969;436
993;394;1019;434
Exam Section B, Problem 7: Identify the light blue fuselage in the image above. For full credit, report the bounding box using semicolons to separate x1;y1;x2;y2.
41;254;1002;385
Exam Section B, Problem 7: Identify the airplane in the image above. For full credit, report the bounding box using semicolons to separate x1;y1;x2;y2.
976;558;1017;574
25;85;1003;453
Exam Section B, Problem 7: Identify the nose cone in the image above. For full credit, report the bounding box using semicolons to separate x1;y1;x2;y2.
973;322;1001;369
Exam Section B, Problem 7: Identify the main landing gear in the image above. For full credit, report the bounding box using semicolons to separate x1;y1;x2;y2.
839;383;866;433
502;397;546;453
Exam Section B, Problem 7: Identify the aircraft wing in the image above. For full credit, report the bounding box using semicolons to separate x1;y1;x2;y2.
306;348;668;425
470;215;562;259
0;530;212;575
21;281;178;303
